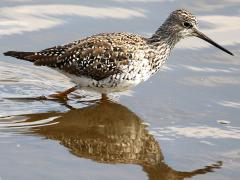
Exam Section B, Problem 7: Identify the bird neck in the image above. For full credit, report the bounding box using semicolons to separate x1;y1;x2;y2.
149;21;181;50
145;22;182;74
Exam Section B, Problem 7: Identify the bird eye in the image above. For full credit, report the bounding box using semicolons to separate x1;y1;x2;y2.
183;22;192;28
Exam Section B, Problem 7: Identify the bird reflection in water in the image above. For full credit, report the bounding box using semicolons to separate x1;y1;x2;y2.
15;99;221;180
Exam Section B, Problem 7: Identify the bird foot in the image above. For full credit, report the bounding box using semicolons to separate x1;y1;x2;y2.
47;86;78;100
48;92;69;100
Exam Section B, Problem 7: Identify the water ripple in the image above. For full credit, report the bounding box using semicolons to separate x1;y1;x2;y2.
155;126;240;140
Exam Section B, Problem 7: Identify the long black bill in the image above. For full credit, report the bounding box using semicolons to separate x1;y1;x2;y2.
195;30;234;56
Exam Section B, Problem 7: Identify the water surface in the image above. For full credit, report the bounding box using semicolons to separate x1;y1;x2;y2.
0;0;240;180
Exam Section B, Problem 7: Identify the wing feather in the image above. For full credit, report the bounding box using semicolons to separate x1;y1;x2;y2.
56;35;131;81
15;33;147;81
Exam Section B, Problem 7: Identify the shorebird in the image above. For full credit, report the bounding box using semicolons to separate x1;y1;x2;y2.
4;9;234;99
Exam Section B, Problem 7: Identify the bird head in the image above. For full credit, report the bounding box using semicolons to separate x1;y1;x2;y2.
163;9;233;56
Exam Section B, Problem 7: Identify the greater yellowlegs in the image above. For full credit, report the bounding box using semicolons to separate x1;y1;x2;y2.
4;9;234;99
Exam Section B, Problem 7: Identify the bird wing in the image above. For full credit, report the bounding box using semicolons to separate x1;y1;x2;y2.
27;33;146;81
29;41;79;66
51;33;139;81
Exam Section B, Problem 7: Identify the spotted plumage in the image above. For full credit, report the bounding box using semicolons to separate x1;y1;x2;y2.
4;9;233;97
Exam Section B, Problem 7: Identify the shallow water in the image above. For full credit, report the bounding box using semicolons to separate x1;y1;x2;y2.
0;0;240;180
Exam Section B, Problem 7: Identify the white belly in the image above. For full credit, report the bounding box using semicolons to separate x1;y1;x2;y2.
56;58;152;94
60;71;150;94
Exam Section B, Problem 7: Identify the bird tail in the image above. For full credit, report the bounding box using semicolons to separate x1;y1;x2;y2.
3;51;36;62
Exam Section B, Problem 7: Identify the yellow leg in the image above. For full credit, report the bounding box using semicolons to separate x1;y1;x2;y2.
49;86;77;99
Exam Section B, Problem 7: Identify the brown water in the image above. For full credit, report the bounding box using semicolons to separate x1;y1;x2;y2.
0;0;240;180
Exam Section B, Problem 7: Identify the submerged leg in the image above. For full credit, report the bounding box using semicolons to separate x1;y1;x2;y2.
49;86;78;99
101;93;108;100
